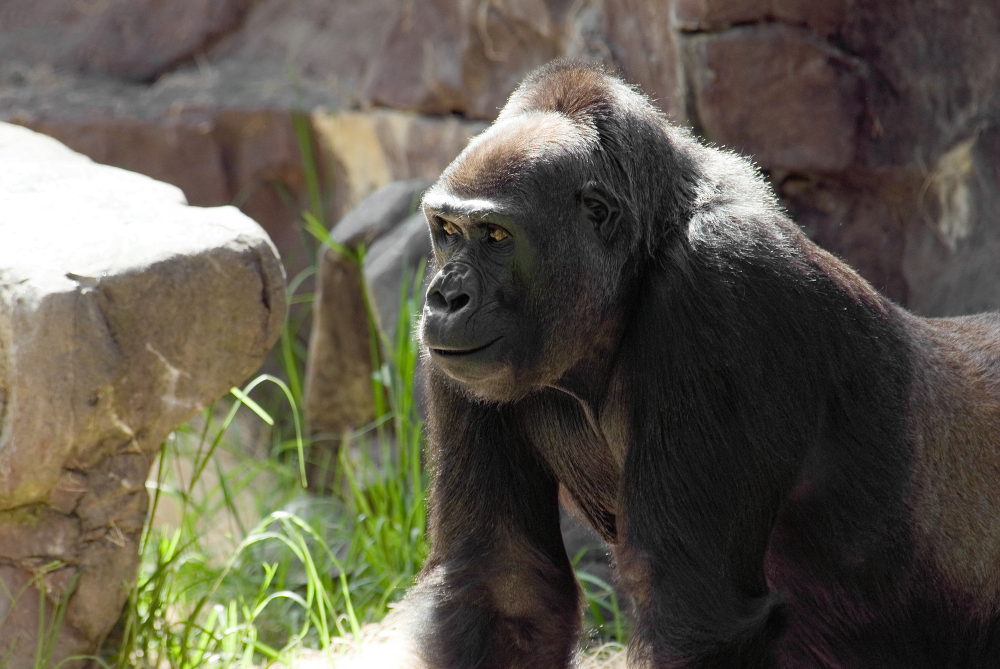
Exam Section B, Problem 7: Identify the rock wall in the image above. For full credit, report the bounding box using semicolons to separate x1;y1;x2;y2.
2;0;997;314
0;123;285;668
678;0;1000;313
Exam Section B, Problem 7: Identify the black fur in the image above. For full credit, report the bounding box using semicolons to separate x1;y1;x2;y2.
406;61;1000;668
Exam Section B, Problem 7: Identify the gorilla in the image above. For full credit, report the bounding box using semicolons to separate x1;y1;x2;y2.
407;60;1000;668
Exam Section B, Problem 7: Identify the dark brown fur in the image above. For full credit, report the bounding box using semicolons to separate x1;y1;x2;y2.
406;61;1000;668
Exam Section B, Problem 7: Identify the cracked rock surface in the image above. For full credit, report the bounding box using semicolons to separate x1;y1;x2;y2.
0;123;285;668
0;0;673;280
677;0;1000;311
3;0;999;316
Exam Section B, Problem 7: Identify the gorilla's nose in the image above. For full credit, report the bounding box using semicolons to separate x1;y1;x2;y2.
426;266;477;315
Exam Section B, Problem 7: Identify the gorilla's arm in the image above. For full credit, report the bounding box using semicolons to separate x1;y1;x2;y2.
407;368;580;669
621;401;790;669
615;260;819;668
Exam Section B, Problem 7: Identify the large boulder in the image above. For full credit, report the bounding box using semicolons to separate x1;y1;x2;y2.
1;87;329;279
0;123;285;667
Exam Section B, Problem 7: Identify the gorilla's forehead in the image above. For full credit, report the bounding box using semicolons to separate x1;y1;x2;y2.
438;112;596;199
421;191;499;219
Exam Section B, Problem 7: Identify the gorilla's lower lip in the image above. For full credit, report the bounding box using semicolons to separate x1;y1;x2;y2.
431;337;502;357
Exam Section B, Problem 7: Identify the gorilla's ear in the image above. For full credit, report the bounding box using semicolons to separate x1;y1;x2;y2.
580;183;621;244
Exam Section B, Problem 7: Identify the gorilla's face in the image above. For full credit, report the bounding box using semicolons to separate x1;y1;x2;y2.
419;115;629;403
420;189;541;401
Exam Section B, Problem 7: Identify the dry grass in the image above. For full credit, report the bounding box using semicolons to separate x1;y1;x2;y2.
287;617;630;669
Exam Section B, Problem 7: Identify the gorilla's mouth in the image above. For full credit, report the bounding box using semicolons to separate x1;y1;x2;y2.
431;337;502;357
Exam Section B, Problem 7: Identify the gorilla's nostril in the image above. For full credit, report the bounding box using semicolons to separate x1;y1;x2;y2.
428;290;448;311
451;294;470;312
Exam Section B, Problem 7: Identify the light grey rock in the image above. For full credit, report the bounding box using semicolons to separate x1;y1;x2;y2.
0;122;285;667
333;179;433;249
363;211;433;344
301;245;373;489
303;180;431;488
362;211;434;421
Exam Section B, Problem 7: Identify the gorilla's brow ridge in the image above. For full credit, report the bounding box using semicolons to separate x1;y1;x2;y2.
422;192;500;219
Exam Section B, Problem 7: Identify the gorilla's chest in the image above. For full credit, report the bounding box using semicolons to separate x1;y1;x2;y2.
519;388;627;543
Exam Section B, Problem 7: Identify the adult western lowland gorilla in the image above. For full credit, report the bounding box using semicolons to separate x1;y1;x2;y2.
410;60;1000;668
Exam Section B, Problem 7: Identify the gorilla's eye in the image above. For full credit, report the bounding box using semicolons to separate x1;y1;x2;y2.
488;226;509;242
585;196;609;222
442;220;460;237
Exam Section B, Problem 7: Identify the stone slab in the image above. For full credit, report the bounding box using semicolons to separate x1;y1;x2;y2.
0;122;285;666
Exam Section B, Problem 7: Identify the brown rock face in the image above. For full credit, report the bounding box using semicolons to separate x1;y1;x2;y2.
675;0;846;37
0;0;251;81
686;24;862;172
75;0;251;80
25;112;229;206
604;0;685;121
903;129;1000;316
678;0;1000;312
0;123;285;668
3;0;998;318
362;0;614;120
362;0;467;115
